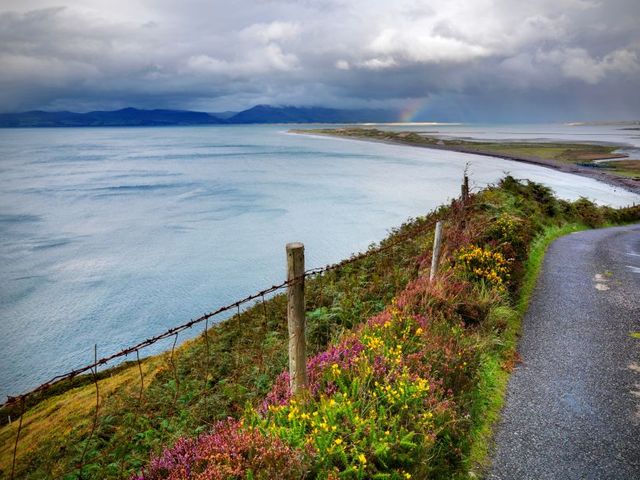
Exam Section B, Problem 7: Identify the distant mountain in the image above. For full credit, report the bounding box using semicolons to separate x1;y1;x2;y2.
0;108;224;127
209;111;239;120
228;105;396;124
0;105;398;127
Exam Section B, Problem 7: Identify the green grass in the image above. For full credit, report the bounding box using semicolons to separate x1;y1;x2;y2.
456;143;621;165
132;180;639;479
464;223;587;476
598;160;640;179
2;178;638;479
0;211;439;479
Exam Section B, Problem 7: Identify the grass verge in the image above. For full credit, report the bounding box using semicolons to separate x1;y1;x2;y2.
464;223;587;476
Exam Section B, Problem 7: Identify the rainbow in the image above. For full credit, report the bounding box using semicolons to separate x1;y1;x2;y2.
398;98;429;122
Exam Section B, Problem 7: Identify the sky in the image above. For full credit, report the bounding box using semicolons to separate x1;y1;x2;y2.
0;0;639;122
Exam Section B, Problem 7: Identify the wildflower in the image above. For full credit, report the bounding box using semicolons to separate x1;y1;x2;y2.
334;438;343;446
357;453;367;464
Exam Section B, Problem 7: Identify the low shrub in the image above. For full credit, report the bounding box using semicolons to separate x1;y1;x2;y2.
136;419;309;480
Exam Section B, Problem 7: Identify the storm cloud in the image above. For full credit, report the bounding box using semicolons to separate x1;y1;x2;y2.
1;0;639;121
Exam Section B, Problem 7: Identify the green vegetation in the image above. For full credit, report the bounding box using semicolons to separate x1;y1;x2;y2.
597;159;640;179
298;128;639;181
463;222;586;474
1;178;638;479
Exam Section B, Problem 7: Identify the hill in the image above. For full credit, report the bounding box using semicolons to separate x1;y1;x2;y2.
0;106;397;127
226;105;395;124
0;108;224;127
2;178;638;479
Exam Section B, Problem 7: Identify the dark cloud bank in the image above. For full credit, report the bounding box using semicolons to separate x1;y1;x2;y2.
0;0;639;122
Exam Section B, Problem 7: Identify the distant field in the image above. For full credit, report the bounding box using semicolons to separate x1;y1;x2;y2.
299;128;640;182
598;160;640;178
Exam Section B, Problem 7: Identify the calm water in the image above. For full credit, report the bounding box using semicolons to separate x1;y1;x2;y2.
1;124;638;399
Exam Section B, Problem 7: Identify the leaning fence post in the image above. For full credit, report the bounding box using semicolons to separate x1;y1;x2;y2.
286;242;307;394
430;221;443;282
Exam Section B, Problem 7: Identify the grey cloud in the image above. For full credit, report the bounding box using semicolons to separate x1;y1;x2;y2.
0;0;638;120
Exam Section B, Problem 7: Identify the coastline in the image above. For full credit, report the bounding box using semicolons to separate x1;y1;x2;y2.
292;129;640;196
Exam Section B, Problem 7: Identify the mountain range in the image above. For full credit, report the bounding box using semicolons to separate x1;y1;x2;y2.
0;105;397;127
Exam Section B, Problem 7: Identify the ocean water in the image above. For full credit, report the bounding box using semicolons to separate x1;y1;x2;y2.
1;124;638;399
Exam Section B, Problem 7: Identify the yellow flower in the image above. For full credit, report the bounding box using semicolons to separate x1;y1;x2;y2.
404;473;411;479
334;438;343;445
357;453;367;464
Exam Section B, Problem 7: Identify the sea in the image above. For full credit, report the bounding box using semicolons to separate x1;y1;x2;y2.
1;123;639;399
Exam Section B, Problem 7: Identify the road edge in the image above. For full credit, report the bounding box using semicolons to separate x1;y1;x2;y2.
465;223;588;478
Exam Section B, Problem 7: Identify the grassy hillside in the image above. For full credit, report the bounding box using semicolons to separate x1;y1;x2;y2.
1;178;638;479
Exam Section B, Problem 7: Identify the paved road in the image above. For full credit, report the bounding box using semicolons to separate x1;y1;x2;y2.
489;224;640;480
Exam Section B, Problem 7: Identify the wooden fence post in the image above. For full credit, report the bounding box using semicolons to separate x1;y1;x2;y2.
286;242;307;394
430;221;443;282
461;175;469;203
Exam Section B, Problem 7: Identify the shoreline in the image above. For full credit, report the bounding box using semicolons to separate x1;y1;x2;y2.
292;129;640;196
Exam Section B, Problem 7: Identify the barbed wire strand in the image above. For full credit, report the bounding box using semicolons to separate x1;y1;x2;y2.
4;213;441;409
5;208;447;480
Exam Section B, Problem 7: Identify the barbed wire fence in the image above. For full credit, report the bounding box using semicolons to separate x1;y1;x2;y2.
3;177;473;480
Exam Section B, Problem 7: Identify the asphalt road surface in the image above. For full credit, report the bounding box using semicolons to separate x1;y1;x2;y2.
489;224;640;480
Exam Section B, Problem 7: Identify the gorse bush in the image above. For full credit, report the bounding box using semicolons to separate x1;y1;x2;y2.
257;302;468;479
141;280;482;480
453;245;511;292
485;213;530;260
